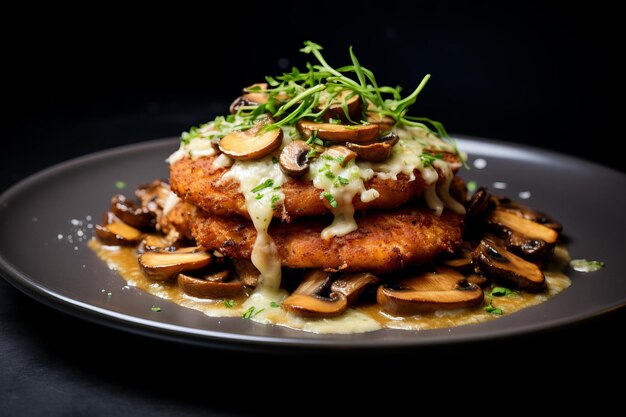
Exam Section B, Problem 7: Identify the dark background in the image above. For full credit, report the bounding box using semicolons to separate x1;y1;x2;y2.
1;2;622;415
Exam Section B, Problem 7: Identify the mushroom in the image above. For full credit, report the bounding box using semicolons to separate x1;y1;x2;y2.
345;132;399;162
296;119;379;143
95;212;143;246
377;267;484;316
281;270;347;318
138;247;212;281
279;140;312;177
465;187;493;222
218;120;283;160
365;112;395;133
318;90;362;122
139;235;176;252
443;250;474;274
229;83;269;114
486;208;558;261
496;198;563;232
472;239;545;291
323;146;357;167
177;270;243;299
330;272;379;305
231;259;260;289
110;194;156;230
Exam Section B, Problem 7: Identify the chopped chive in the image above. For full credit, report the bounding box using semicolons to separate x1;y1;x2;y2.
251;179;274;193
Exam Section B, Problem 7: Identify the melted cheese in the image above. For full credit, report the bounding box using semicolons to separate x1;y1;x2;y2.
221;157;286;293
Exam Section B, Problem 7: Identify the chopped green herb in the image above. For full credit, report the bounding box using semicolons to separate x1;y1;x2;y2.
307;147;317;158
224;299;235;308
151;306;161;312
419;152;444;167
484;305;503;315
242;306;265;319
270;301;281;308
251;179;274;193
324;171;335;180
273;186;281;190
255;193;264;200
323;192;338;208
336;176;350;185
115;180;126;189
322;154;335;161
490;287;514;297
271;156;278;164
570;259;605;272
467;181;477;193
270;194;280;209
335;156;345;165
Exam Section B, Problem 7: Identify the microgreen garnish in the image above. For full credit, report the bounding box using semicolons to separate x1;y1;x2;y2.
179;41;454;153
224;299;236;308
484;298;503;315
270;194;280;209
250;179;274;193
270;301;281;308
336;176;350;186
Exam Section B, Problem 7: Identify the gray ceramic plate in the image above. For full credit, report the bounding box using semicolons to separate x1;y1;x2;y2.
1;137;625;351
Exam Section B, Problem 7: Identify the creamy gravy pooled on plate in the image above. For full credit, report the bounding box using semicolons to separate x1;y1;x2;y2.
89;240;571;334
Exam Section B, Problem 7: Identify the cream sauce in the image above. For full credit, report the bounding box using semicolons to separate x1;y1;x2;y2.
89;239;572;335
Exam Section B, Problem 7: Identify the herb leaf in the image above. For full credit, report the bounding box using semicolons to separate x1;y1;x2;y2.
242;306;265;319
224;299;235;308
323;192;338;208
251;179;274;193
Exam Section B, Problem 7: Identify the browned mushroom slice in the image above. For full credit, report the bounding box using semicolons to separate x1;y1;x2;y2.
324;146;357;166
486;209;558;261
232;259;260;289
296;119;379;143
345;132;399;162
95;212;143;246
279;140;312;177
229;83;270;113
318;90;362;122
465;187;493;221
330;272;379;305
139;235;176;252
496;198;562;232
377;267;484;316
472;239;545;291
218;121;282;160
110;194;156;230
467;274;489;287
365;111;395;133
281;293;347;318
138;247;212;281
281;270;347;318
177;271;243;298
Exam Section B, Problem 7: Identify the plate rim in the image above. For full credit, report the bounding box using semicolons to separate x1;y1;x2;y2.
1;135;625;351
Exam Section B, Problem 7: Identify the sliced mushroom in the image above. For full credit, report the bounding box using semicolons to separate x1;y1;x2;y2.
467;274;489;288
366;111;395;132
443;252;474;274
296;119;379;143
232;259;260;289
377;267;484;316
345;132;399;162
110;194;156;230
95;212;143;246
279;140;312;177
218;120;282;160
281;270;347;318
229;83;269;113
139;235;176;252
318;90;362;122
330;272;379;305
472;239;545;291
486;208;558;261
323;146;357;166
487;209;558;245
177;271;243;298
138;247;212;281
496;198;563;232
465;187;493;221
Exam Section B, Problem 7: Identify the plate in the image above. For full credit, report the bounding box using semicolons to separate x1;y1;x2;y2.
1;137;625;351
